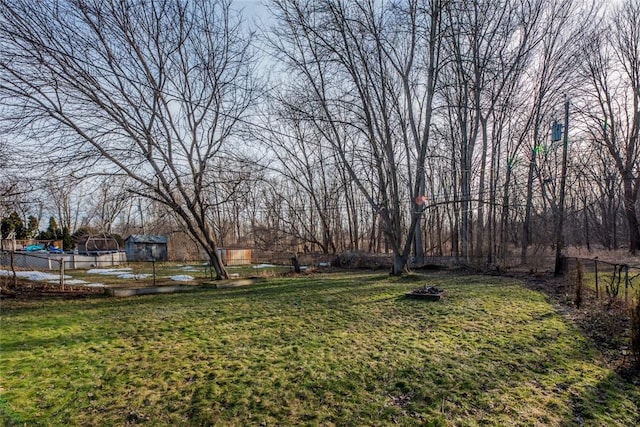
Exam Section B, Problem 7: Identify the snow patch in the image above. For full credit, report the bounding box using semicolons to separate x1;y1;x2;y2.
1;269;103;288
0;269;70;281
253;264;276;269
117;273;152;280
55;279;89;285
87;268;151;279
170;275;194;282
87;268;133;275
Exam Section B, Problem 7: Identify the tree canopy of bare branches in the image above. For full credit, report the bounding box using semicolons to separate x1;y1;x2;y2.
0;0;258;278
1;0;639;270
581;0;640;254
268;0;445;274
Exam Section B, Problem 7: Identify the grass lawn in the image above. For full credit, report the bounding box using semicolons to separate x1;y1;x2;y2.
1;272;638;426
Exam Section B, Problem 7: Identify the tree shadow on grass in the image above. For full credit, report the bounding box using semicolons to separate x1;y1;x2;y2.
212;273;392;299
0;333;100;353
561;370;640;426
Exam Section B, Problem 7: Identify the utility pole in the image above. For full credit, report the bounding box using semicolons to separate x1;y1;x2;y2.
554;99;570;276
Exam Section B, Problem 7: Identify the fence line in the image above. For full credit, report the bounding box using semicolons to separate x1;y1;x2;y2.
0;252;297;288
566;256;640;307
2;248;639;295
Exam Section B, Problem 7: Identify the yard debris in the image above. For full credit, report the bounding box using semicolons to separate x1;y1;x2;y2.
406;285;445;300
411;285;443;295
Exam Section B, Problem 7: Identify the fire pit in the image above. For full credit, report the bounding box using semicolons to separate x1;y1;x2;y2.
405;285;444;301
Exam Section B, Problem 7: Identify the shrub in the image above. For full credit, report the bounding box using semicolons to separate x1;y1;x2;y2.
605;264;622;307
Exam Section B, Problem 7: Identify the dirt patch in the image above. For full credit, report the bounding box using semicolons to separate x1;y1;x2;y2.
519;272;638;380
0;279;105;300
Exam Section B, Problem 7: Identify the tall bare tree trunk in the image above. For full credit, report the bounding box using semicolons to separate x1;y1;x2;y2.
475;116;489;259
623;177;640;254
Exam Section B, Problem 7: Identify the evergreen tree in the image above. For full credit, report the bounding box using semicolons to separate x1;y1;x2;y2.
26;215;39;239
1;212;25;239
37;216;62;240
62;227;73;251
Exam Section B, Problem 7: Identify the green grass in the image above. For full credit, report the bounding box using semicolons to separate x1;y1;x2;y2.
1;273;639;426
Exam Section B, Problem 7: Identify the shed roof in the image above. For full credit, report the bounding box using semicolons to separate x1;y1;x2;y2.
125;235;168;244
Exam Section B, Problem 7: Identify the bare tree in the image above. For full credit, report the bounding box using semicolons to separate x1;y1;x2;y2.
0;141;14;219
0;0;258;278
268;0;444;274
571;143;622;250
0;138;36;240
257;98;348;254
512;0;597;263
78;178;131;234
40;176;86;234
441;0;544;261
581;0;640;254
585;152;623;249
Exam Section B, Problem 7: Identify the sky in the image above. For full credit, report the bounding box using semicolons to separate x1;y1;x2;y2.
233;0;271;26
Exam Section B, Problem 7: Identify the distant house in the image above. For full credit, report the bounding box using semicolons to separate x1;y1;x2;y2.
76;234;120;255
124;235;168;261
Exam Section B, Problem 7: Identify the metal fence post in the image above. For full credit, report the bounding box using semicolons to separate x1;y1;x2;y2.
59;259;65;291
10;250;17;286
625;264;629;305
594;258;599;299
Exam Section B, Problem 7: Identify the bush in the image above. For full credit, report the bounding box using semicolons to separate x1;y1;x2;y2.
606;264;622;305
